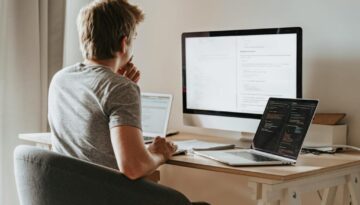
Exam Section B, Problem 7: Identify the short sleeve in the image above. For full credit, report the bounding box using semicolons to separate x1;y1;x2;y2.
104;82;142;129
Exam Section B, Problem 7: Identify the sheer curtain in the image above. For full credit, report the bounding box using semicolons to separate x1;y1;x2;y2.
0;0;5;203
0;0;65;204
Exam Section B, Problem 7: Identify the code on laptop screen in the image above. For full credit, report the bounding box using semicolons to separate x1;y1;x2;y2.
252;98;318;159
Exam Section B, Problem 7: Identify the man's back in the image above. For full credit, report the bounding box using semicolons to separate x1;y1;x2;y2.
48;63;141;169
46;0;178;181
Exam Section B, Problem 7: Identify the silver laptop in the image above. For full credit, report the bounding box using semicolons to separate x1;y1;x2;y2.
141;93;173;143
194;98;319;166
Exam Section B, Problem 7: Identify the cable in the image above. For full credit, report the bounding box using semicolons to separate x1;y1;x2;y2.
303;145;360;152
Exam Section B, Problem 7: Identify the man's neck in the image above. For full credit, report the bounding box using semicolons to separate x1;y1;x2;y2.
84;58;120;73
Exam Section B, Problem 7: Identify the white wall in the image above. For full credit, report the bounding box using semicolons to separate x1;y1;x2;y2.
63;0;92;67
130;0;360;144
128;0;360;204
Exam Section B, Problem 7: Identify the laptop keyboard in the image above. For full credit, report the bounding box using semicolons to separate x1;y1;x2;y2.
228;152;278;162
143;136;154;144
143;136;153;141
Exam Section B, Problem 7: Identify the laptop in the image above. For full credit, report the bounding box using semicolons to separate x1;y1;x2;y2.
194;98;319;166
141;93;173;143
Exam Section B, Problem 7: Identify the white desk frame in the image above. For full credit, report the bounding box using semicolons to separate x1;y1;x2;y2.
248;166;360;205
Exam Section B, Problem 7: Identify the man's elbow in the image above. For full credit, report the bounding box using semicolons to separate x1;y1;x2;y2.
120;165;144;180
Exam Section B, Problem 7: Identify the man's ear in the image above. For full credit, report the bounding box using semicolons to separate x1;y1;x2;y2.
120;36;128;54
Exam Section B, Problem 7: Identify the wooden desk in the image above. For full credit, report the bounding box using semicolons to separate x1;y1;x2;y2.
170;133;360;205
19;132;360;205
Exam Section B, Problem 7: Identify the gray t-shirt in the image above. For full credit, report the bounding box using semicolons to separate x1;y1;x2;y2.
48;63;141;170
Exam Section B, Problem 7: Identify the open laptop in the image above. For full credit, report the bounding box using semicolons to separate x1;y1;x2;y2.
194;98;319;166
141;93;173;143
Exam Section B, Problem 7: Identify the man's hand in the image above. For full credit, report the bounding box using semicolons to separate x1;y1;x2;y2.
117;61;140;83
148;137;177;161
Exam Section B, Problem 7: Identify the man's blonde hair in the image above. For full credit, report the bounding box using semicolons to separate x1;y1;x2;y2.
77;0;144;60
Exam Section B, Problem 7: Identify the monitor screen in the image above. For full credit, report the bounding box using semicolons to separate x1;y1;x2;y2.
182;27;302;132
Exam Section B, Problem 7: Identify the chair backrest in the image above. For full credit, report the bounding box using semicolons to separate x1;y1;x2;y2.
14;145;192;205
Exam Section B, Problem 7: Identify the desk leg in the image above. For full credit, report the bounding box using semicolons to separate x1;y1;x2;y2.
280;188;301;205
347;173;360;205
249;182;262;201
249;183;302;205
320;186;337;205
249;182;280;205
342;184;351;205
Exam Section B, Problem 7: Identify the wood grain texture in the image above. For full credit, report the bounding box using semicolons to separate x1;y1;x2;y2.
312;113;346;125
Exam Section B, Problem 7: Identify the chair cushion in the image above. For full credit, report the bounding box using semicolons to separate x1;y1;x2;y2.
14;145;193;205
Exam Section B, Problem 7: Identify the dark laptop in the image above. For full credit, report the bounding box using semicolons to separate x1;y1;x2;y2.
194;98;318;166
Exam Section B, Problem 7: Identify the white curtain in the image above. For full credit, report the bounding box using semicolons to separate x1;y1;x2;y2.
0;0;65;204
0;0;5;203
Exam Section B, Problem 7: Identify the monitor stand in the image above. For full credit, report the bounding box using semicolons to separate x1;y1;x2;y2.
239;132;255;142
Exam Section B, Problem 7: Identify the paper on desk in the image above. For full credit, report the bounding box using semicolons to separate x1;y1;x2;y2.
174;140;235;151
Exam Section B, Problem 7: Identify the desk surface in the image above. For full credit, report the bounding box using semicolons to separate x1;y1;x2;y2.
169;133;360;182
19;132;360;183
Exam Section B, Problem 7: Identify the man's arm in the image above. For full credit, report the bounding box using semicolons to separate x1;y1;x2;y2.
110;125;176;180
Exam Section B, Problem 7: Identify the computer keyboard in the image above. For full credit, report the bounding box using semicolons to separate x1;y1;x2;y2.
228;152;277;162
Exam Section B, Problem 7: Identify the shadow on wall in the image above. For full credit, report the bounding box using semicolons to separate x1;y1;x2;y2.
304;57;360;145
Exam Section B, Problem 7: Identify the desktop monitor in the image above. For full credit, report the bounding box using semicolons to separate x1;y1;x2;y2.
182;27;302;133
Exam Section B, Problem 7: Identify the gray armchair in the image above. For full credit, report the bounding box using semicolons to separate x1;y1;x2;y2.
14;145;209;205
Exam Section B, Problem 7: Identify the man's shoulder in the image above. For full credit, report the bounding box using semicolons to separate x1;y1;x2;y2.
59;62;82;73
51;62;139;95
52;63;82;81
53;63;134;84
103;75;140;100
90;66;139;93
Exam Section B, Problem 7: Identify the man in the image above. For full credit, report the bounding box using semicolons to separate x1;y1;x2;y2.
48;0;177;180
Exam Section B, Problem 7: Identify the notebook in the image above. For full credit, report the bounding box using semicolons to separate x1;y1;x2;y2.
194;98;319;166
141;93;173;143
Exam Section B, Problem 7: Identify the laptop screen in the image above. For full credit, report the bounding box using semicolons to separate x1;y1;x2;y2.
141;93;172;136
252;98;318;160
